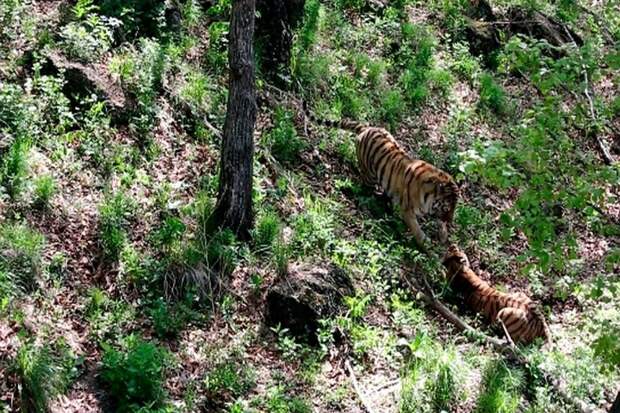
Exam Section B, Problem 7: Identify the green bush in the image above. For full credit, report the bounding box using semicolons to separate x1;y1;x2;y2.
266;107;305;164
149;298;190;338
33;175;55;208
1;139;29;199
99;191;136;261
60;4;120;62
101;336;168;411
297;0;320;51
15;341;72;413
205;360;255;402
0;223;45;295
475;360;523;413
253;209;282;253
479;73;508;116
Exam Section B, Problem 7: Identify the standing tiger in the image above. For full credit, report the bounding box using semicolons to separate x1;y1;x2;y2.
442;244;550;344
304;107;459;246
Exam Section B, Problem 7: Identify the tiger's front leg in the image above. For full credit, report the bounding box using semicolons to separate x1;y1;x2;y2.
403;208;428;248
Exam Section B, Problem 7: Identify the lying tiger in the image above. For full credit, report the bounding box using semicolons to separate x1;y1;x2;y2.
304;106;459;246
442;245;550;345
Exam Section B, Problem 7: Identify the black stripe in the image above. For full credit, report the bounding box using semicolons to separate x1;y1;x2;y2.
377;151;398;184
366;136;387;168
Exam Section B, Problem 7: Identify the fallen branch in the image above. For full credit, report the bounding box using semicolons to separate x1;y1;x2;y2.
345;359;377;413
401;273;603;413
582;69;614;165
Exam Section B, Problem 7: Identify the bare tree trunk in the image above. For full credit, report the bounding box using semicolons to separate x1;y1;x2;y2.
208;0;257;240
610;391;620;413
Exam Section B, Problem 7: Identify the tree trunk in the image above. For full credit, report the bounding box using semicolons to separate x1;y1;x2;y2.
610;391;620;413
256;0;305;83
208;0;257;240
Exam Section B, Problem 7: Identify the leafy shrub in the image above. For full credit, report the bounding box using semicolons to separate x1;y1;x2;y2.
109;39;168;139
205;229;239;277
96;0;166;38
266;107;305;164
149;298;190;338
101;336;168;411
99;191;136;261
60;6;120;62
292;196;338;255
0;223;45;295
479;73;508;115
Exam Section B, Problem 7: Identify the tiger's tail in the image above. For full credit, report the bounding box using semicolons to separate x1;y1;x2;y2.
302;101;367;135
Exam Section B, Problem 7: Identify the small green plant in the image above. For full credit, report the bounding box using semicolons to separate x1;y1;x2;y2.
479;73;508;116
1;139;29;199
266;107;305;163
100;335;168;411
99;191;136;261
261;385;312;413
0;223;45;295
60;13;120;62
475;359;523;413
33;175;55;208
271;323;303;360
253;209;282;253
205;360;255;402
149;298;186;338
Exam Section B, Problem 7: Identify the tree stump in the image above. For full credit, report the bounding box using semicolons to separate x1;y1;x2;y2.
265;262;354;345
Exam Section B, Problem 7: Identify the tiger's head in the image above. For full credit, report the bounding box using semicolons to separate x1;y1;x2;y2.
442;244;470;274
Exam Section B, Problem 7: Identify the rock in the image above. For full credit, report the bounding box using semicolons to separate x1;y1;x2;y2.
265;262;354;345
44;50;129;118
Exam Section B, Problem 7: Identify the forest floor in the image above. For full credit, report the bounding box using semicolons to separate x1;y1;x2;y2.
0;0;619;412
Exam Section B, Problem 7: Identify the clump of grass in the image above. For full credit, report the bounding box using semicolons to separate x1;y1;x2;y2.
100;335;169;411
99;191;136;261
33;175;55;208
1;139;29;199
0;223;45;295
475;359;524;413
379;89;405;130
265;107;305;164
479;73;508;116
400;333;464;413
252;209;282;253
14;341;71;413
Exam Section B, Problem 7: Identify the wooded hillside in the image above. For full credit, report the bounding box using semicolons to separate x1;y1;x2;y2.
0;0;619;412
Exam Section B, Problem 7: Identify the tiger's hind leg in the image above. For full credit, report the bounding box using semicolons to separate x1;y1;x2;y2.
497;307;529;345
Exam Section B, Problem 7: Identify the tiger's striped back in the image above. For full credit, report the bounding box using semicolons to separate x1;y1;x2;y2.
442;245;550;344
304;106;459;245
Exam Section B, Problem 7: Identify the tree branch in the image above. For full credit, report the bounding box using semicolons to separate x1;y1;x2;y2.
345;359;378;413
